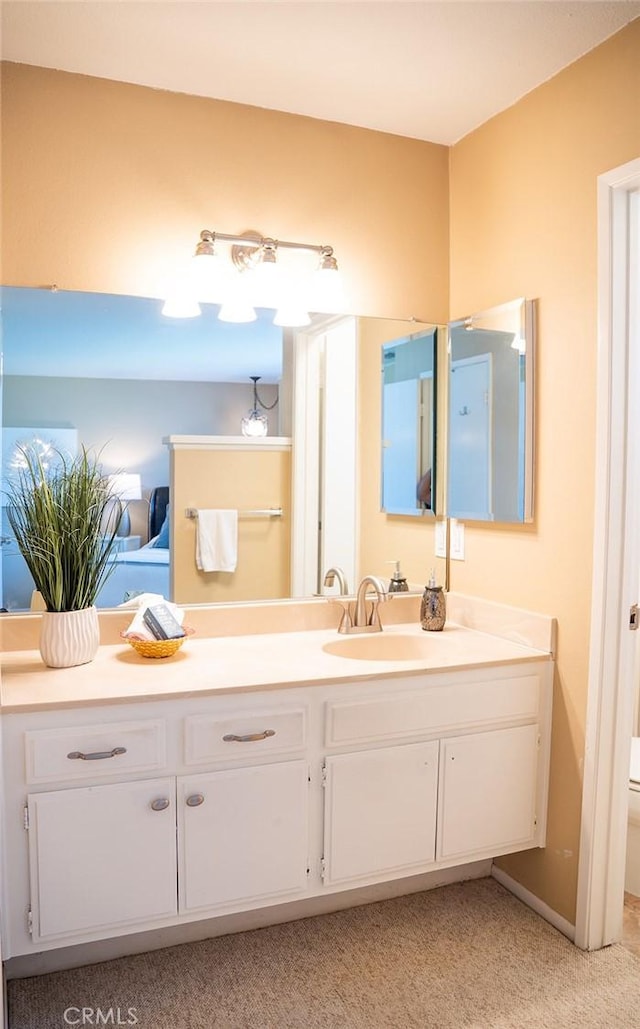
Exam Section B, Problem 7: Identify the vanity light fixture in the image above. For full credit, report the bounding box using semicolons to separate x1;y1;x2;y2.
162;229;343;327
218;274;257;324
273;303;311;328
241;376;278;438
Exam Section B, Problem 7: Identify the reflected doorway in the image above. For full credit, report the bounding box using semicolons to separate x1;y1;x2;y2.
449;354;492;520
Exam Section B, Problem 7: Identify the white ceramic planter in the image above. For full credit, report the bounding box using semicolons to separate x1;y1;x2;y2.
39;607;100;668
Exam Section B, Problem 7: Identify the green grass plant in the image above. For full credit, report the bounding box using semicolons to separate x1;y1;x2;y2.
5;445;121;612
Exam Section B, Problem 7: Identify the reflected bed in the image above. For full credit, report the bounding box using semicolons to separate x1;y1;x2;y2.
95;546;170;608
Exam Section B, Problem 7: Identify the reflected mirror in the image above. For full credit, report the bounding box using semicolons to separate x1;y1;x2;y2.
447;298;534;523
0;286;441;611
381;326;437;516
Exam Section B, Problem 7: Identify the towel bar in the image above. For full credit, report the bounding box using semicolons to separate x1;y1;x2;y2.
185;508;283;519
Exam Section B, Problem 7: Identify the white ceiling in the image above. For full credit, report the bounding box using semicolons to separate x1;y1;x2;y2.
1;0;639;145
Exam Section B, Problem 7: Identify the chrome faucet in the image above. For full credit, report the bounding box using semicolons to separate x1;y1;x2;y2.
323;566;349;595
330;574;391;634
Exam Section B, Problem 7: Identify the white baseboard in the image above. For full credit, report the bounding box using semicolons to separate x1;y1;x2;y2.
491;865;576;942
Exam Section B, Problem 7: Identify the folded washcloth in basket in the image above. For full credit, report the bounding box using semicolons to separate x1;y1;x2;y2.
119;592;185;641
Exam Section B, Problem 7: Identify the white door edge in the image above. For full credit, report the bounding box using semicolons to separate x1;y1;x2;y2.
575;157;640;950
290;315;358;598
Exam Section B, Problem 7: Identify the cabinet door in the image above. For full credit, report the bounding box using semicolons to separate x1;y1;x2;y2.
437;724;539;861
28;778;177;942
179;759;309;912
323;741;439;885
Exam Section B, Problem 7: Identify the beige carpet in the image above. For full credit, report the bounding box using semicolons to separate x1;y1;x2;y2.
8;877;640;1028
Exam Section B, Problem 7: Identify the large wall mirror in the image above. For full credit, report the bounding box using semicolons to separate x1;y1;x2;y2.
0;286;441;612
380;326;438;516
447;298;534;524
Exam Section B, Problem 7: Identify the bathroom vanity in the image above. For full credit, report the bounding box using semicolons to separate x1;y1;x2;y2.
0;601;555;968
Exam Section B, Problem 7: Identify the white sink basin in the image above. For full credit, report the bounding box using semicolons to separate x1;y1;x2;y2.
322;633;436;662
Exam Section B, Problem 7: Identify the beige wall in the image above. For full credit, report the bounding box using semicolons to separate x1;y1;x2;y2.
172;447;291;603
449;19;640;922
0;63;449;323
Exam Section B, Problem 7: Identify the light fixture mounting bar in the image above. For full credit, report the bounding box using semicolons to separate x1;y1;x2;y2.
199;229;334;258
182;227;342;324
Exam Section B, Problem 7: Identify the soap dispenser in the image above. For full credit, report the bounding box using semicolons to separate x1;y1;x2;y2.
387;560;409;593
420;569;446;631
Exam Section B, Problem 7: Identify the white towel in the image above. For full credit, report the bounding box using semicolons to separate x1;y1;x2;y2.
195;509;238;573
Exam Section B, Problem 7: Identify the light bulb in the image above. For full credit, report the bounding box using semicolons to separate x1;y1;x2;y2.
218;275;257;323
245;245;283;308
191;251;231;304
309;264;344;313
241;409;268;437
248;264;282;307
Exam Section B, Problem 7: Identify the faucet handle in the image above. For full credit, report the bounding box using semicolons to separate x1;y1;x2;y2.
339;606;353;633
327;597;354;633
366;598;385;630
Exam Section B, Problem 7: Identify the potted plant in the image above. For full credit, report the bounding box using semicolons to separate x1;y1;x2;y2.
5;444;121;667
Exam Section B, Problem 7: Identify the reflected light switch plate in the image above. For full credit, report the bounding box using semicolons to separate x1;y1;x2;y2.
435;520;447;558
450;518;465;561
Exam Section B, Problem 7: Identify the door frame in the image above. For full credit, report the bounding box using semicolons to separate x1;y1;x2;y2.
575;157;640;950
290;315;358;598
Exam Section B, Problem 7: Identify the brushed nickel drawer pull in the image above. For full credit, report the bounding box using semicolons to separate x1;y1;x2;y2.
222;729;276;743
186;793;205;807
67;747;127;761
150;797;170;812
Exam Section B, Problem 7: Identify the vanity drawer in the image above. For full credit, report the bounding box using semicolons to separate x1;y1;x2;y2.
325;674;541;747
25;720;166;785
184;708;306;765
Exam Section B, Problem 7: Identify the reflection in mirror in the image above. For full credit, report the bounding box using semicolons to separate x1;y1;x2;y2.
380;327;437;516
447;298;534;524
0;287;440;612
0;286;284;612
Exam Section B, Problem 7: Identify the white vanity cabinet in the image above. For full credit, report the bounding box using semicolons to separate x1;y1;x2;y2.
322;741;439;884
10;700;312;950
321;666;550;887
1;656;553;960
178;760;309;912
177;705;310;911
437;724;540;861
26;760;311;945
27;777;177;943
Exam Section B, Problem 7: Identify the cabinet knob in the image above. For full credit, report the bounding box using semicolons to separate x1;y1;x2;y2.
150;797;170;812
186;793;205;807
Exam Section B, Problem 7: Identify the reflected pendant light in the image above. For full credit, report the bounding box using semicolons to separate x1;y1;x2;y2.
241;376;269;437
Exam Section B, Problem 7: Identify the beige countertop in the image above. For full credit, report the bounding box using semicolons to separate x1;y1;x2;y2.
0;621;552;713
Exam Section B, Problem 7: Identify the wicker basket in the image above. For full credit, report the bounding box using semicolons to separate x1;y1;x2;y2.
121;627;195;659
